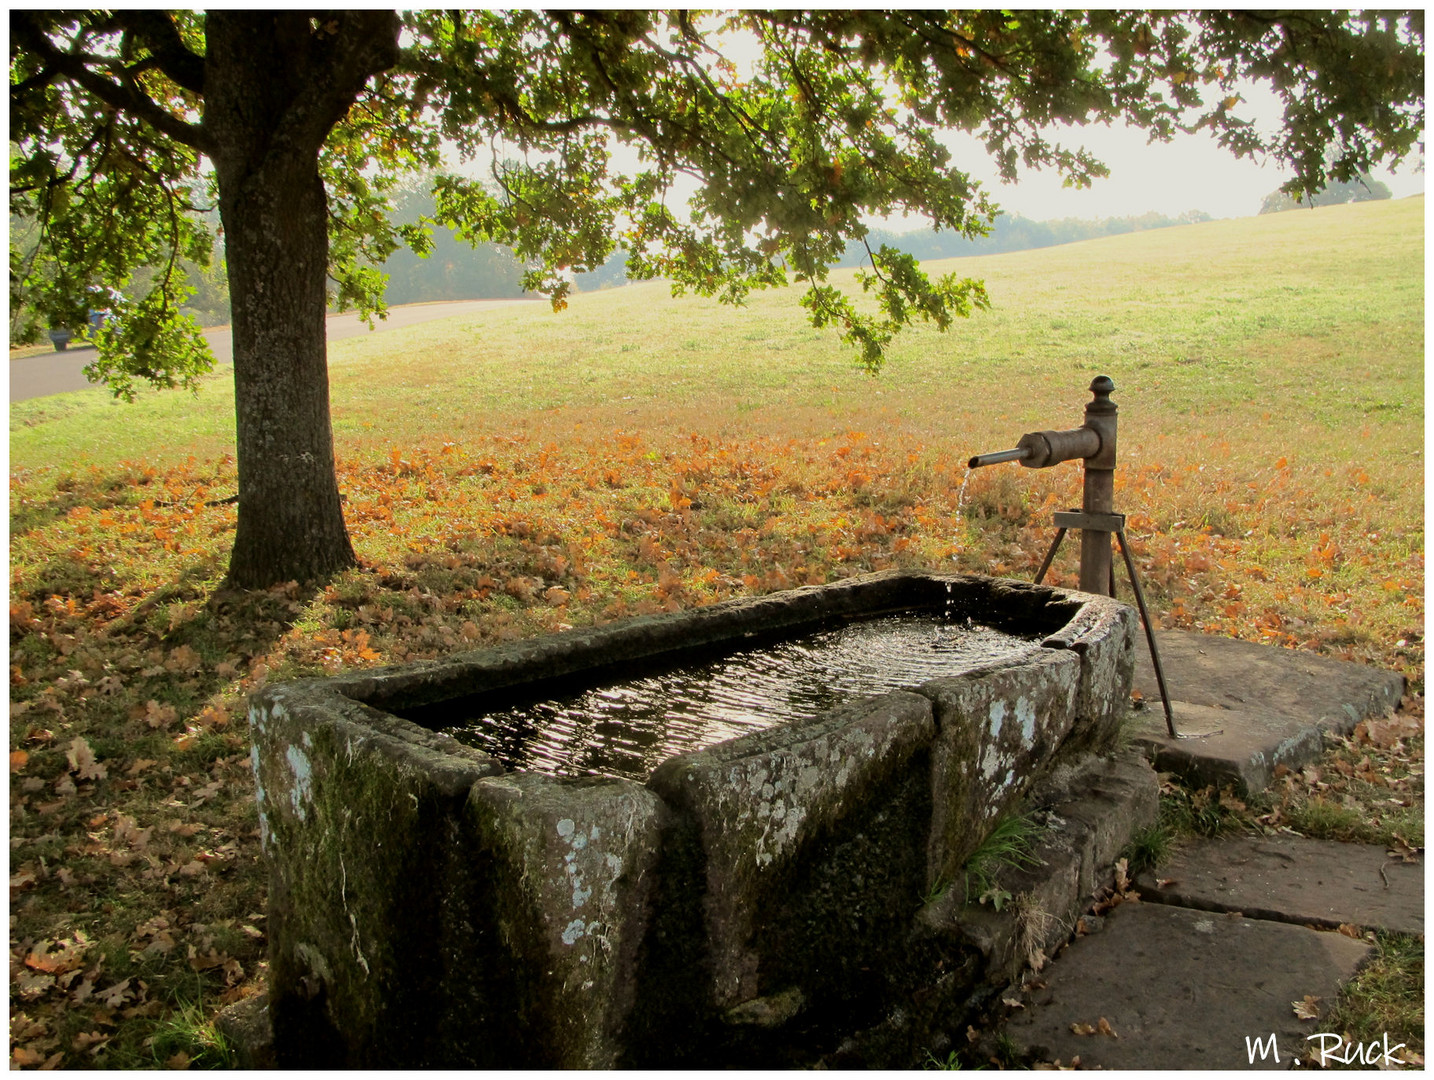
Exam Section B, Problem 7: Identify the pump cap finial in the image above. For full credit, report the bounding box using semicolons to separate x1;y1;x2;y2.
1089;375;1115;397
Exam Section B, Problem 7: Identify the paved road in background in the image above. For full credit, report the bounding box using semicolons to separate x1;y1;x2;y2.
9;299;535;403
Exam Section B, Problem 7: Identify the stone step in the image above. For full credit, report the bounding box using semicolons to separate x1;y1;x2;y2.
931;750;1159;987
1135;835;1423;937
815;750;1160;1067
1129;630;1404;794
999;900;1375;1069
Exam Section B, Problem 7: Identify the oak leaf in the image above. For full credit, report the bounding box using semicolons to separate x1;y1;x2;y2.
188;947;226;971
1292;994;1320;1020
25;936;89;976
94;978;133;1008
66;737;107;781
72;1031;108;1054
165;645;203;674
14;970;55;999
113;815;152;851
1387;835;1420;862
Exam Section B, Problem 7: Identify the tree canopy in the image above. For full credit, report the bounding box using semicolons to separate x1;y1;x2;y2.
9;10;1425;586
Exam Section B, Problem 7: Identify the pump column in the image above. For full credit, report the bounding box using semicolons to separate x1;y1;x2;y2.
1077;376;1117;596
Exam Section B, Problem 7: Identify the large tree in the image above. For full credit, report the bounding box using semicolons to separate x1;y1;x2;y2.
10;11;1424;588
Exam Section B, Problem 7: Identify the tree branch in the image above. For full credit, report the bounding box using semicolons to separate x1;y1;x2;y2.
288;11;404;151
109;11;205;94
10;11;212;155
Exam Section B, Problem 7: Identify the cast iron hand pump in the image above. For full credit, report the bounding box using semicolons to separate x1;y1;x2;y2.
969;377;1205;739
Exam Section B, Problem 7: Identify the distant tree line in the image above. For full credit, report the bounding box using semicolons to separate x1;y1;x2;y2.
377;180;528;304
571;209;1216;291
1258;172;1393;213
10;201;231;341
9;176;527;341
11;175;1399;344
835;209;1215;266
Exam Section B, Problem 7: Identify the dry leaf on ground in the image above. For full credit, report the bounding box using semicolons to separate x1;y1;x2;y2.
65;737;107;781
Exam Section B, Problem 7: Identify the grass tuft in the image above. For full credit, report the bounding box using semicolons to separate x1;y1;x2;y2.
1321;932;1424;1064
1120;823;1174;876
145;998;236;1070
964;812;1046;905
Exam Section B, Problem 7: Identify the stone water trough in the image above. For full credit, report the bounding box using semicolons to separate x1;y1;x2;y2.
248;570;1136;1067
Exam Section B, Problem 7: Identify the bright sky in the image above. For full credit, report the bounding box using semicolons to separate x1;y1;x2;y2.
711;22;1426;226
935;121;1425;224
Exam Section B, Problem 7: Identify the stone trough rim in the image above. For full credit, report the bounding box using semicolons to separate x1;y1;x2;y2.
306;568;1130;779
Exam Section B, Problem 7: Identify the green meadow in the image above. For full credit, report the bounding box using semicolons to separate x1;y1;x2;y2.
14;195;1423;467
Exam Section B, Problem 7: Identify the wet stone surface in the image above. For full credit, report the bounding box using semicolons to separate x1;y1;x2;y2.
437;614;1042;781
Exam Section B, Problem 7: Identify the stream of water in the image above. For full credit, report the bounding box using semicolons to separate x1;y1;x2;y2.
954;465;974;527
438;613;1042;781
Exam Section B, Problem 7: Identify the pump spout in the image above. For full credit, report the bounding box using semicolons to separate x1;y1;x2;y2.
968;427;1101;472
967;447;1030;469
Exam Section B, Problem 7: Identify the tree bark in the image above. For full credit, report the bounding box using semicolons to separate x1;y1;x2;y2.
218;152;357;588
202;12;397;588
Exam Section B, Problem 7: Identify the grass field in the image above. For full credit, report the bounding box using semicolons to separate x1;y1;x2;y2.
9;196;1424;1067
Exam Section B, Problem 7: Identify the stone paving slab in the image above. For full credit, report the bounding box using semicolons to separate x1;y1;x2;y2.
1000;900;1374;1069
1129;630;1404;794
1135;835;1423;936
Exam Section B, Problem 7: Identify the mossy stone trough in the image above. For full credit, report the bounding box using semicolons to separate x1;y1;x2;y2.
248;570;1136;1067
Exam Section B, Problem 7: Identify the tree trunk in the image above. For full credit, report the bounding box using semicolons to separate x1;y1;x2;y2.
219;154;357;588
202;12;397;588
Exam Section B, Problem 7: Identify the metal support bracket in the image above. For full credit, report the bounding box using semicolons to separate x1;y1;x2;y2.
1052;510;1126;533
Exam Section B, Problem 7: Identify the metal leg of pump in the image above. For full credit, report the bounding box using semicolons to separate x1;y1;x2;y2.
1030;521;1196;738
1114;530;1178;738
1033;528;1067;587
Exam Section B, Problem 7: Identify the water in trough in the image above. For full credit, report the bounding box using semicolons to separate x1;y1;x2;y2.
438;613;1042;781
